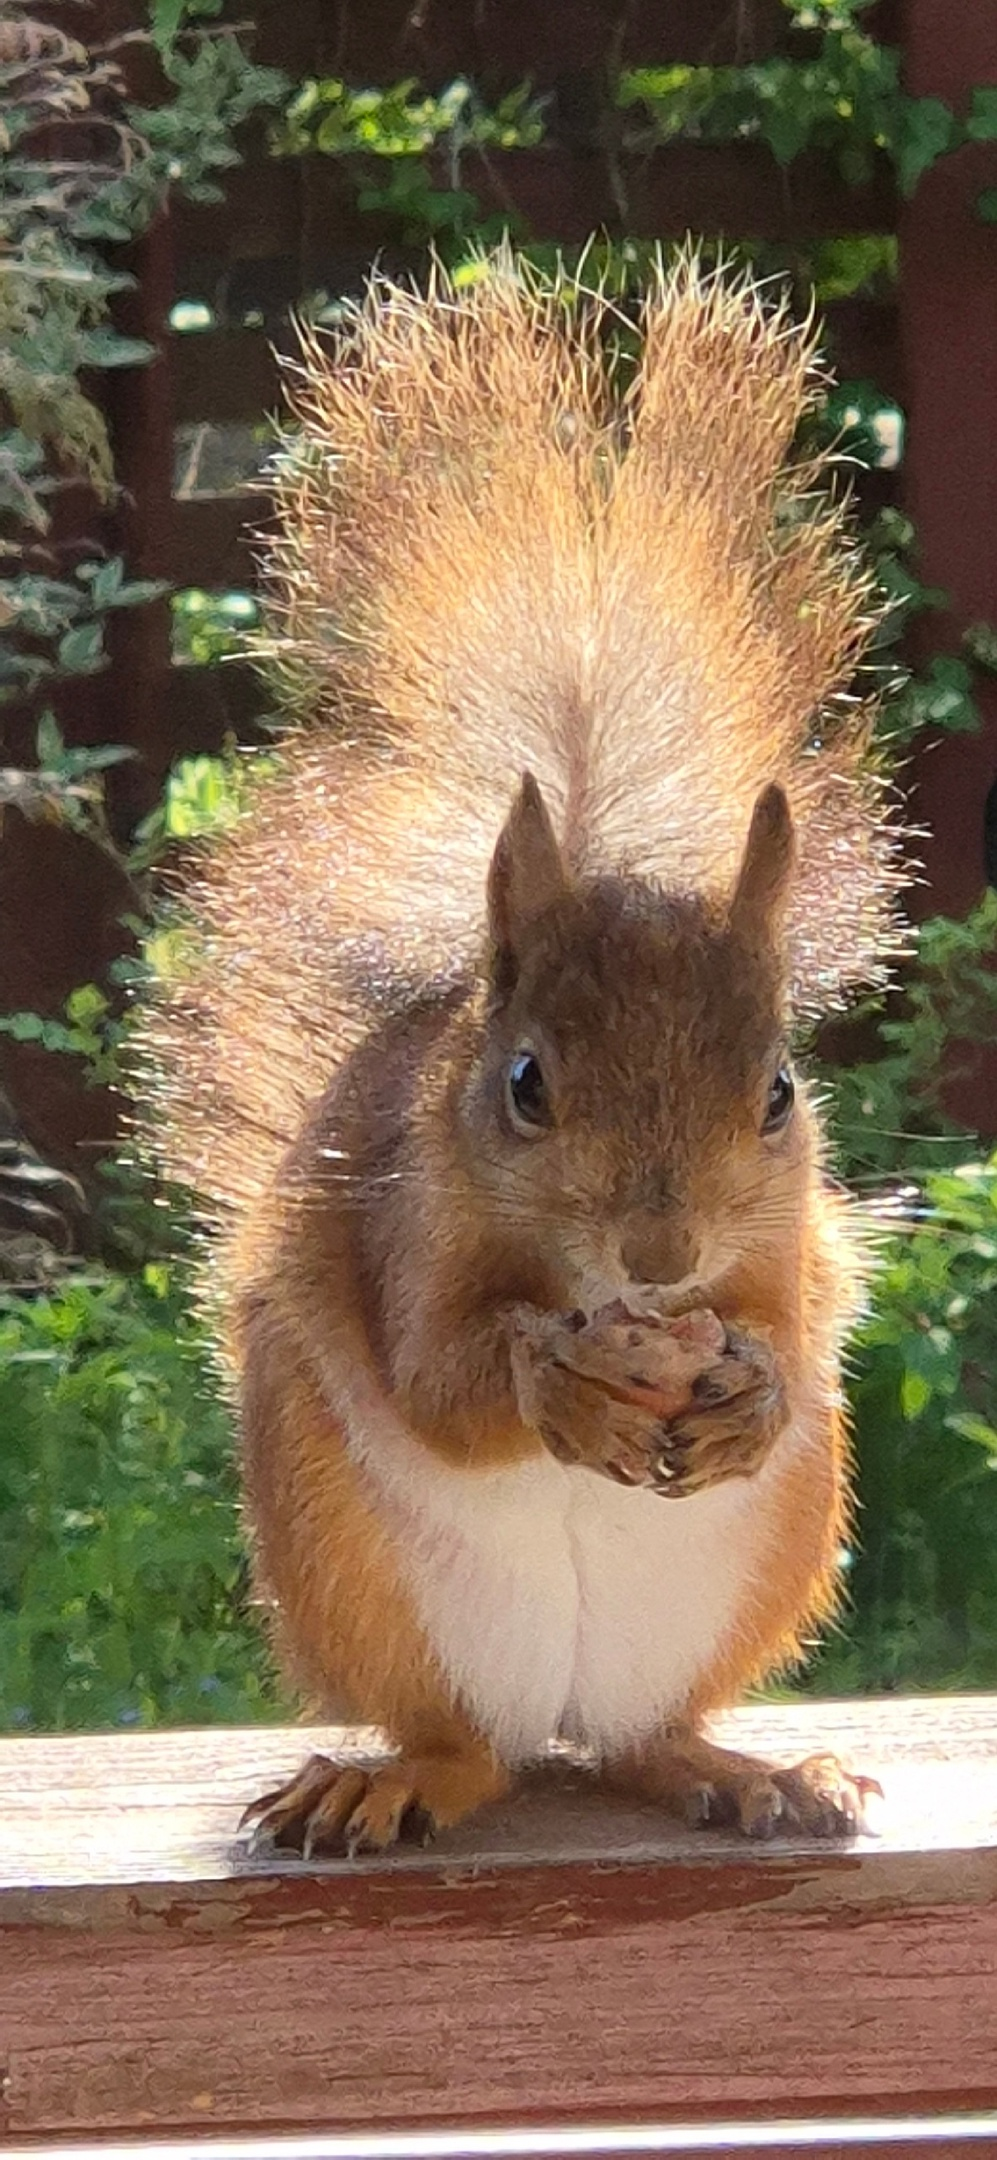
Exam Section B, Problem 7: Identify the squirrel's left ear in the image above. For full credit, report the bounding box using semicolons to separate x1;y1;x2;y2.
729;783;796;945
487;773;567;987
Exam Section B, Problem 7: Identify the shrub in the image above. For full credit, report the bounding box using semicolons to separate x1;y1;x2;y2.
0;1266;285;1730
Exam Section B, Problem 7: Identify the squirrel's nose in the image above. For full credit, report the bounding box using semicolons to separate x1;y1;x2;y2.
620;1206;698;1287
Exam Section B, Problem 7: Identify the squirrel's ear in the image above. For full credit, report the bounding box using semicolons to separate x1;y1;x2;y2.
729;783;796;945
487;774;567;981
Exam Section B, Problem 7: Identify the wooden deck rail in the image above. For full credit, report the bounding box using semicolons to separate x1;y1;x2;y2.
2;1699;996;2151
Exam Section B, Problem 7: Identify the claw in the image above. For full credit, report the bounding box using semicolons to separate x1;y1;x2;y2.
403;1803;439;1848
743;1786;785;1841
238;1781;288;1832
606;1458;644;1486
685;1782;716;1828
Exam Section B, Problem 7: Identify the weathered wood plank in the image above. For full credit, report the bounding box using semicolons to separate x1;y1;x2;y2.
1;1701;995;2142
1;2118;997;2160
3;1697;997;1895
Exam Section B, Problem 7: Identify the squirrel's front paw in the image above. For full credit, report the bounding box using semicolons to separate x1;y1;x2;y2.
512;1304;785;1496
651;1327;785;1497
512;1303;728;1487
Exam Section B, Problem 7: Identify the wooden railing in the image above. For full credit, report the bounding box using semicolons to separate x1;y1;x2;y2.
3;1698;996;2150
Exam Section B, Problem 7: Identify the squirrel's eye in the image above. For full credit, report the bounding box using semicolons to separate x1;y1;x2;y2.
763;1066;795;1135
506;1050;550;1135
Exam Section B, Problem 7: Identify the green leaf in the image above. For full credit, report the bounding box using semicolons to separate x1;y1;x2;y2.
900;1368;932;1420
0;1011;44;1042
111;579;169;609
757;83;813;166
77;332;156;371
966;88;997;143
946;1413;997;1452
66;984;109;1028
148;0;223;53
58;744;134;776
896;654;980;737
896;97;960;196
57;621;106;676
149;0;187;52
89;558;124;610
35;711;64;768
964;622;997;673
977;187;997;223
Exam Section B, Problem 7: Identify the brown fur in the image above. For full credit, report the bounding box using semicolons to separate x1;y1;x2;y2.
137;253;904;1850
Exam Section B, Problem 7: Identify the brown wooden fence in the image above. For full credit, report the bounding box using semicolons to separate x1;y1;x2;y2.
2;0;995;1173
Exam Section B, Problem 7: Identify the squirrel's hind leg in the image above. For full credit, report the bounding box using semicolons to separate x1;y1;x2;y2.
241;1729;509;1858
237;1289;511;1857
609;1726;882;1841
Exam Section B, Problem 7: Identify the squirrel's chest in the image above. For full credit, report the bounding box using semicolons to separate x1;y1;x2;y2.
356;1438;778;1764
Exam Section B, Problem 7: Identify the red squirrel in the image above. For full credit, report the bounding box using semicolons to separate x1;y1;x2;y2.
144;255;903;1853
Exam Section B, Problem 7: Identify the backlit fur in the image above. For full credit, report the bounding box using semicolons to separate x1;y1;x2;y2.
138;253;903;1789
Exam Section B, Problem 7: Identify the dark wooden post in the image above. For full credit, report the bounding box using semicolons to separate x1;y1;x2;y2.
899;0;997;1129
104;210;177;826
0;1;173;1174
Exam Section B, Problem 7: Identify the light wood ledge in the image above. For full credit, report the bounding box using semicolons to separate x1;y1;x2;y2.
1;1698;996;2147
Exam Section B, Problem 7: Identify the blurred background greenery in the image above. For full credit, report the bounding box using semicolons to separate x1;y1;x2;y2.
1;0;995;1730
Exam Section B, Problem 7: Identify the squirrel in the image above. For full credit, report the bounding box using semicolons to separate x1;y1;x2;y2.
143;252;905;1855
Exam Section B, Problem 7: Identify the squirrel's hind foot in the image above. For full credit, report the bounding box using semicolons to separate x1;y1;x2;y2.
240;1745;508;1859
614;1730;883;1841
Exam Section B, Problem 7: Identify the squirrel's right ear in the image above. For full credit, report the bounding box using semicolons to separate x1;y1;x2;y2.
729;782;796;947
487;774;567;988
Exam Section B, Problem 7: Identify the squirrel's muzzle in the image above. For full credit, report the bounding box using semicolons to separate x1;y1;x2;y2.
620;1203;699;1288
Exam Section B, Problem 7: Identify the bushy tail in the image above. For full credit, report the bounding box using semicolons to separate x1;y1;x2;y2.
140;250;906;1311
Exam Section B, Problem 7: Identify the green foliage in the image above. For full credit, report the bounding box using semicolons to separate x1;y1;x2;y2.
618;2;997;203
829;895;997;1181
0;25;144;504
0;5;289;1141
860;509;993;746
806;1154;997;1694
0;979;130;1093
1;984;111;1063
269;0;995;284
277;75;545;253
0;1269;284;1731
0;709;138;874
0;554;164;705
891;655;980;741
131;39;288;209
3;0;997;1733
281;75;544;160
267;0;995;294
131;745;277;869
620;35;899;186
171;586;260;665
794;901;997;1695
0;6;285;786
149;0;224;57
804;233;898;303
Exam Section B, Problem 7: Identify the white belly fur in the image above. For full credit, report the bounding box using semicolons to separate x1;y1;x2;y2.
344;1400;801;1766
